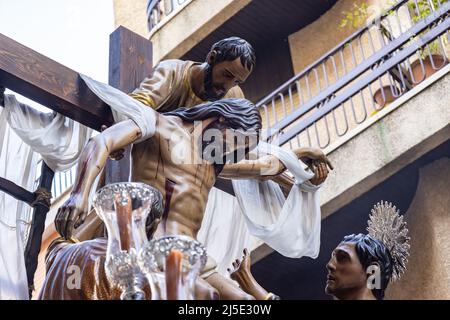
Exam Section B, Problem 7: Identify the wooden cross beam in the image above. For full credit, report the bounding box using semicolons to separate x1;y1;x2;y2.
104;26;153;184
0;177;36;205
0;27;235;190
0;33;114;131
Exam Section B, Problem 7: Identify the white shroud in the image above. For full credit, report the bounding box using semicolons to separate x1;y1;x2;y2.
199;142;322;275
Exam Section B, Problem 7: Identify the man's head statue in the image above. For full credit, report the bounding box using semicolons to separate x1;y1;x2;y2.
326;234;393;300
325;201;410;300
203;37;255;101
164;98;261;170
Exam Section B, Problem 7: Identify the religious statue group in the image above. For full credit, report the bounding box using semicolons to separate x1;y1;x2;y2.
37;37;410;300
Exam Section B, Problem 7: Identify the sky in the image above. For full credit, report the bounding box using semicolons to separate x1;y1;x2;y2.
0;0;115;111
0;0;116;199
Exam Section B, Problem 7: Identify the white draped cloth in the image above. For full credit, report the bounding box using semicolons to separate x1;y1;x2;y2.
0;75;323;299
80;74;156;143
0;77;157;300
0;94;91;299
199;142;322;275
0;98;38;300
197;188;257;275
234;142;321;258
0;74;156;299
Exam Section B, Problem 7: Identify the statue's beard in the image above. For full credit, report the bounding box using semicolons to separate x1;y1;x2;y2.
203;63;226;101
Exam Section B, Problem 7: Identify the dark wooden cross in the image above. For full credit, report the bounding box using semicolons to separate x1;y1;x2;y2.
0;26;234;297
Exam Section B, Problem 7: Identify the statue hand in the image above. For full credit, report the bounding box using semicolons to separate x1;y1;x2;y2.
55;194;88;239
228;248;252;281
297;147;334;171
309;161;330;186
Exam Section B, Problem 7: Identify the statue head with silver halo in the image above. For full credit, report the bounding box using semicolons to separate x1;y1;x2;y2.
325;201;410;300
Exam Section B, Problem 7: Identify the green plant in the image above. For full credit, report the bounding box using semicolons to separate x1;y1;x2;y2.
408;0;448;23
340;0;448;29
339;2;370;29
339;1;448;56
338;1;402;30
407;0;448;56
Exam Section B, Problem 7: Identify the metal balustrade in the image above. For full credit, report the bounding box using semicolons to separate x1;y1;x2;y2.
256;0;450;150
147;0;190;32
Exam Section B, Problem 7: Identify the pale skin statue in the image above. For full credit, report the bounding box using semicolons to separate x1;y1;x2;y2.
55;102;333;299
228;248;278;300
325;243;377;300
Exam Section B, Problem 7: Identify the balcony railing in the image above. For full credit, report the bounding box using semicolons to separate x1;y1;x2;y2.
147;0;191;33
257;0;450;150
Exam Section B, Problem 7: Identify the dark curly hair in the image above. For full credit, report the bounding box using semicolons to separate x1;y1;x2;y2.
342;233;394;300
164;98;261;133
209;37;256;71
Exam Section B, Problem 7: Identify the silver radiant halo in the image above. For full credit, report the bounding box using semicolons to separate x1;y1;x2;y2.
367;200;410;281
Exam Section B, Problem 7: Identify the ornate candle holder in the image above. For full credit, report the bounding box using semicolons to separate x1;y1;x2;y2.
138;235;208;300
93;182;162;300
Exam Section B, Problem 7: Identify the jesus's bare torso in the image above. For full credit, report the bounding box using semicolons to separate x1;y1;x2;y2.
131;114;217;239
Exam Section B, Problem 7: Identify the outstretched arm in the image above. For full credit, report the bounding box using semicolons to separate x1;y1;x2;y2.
55;119;142;239
220;147;333;189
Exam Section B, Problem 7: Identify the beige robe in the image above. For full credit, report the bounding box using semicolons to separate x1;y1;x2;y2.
129;59;244;112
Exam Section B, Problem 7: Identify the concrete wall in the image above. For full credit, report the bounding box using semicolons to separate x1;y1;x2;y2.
112;0;443;147
112;0;380;69
150;0;250;64
386;157;450;299
113;0;149;39
265;0;449;143
113;0;251;64
260;0;401;150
